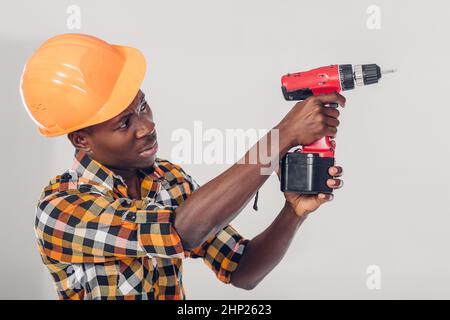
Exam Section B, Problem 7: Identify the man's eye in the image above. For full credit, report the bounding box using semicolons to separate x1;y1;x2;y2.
119;119;129;129
140;103;147;112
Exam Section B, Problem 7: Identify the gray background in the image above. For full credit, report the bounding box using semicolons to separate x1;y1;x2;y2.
0;0;448;299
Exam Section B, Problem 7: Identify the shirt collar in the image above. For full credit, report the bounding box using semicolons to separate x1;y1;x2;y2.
70;150;164;192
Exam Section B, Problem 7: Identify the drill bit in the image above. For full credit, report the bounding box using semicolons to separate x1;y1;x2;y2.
381;69;397;74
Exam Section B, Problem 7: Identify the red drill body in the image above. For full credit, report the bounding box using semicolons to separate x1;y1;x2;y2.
282;65;343;98
282;65;345;158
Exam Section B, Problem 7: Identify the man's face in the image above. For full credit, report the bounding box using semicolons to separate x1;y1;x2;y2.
69;90;158;170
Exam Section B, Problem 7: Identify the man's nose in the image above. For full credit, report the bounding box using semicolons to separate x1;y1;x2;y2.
135;117;156;139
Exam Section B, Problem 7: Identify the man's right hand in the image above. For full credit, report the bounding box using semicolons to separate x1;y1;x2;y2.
276;91;346;148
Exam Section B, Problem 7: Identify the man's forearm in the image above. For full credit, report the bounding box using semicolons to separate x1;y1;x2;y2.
229;203;305;290
174;125;292;249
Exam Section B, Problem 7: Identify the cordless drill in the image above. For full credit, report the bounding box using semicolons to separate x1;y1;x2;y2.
280;64;395;194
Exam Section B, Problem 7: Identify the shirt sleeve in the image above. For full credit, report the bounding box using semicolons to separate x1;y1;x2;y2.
175;165;250;284
35;188;187;264
187;225;250;284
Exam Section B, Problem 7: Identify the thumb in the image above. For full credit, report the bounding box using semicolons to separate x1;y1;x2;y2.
317;193;334;204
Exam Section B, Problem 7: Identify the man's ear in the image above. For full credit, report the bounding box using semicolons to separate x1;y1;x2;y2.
67;129;92;153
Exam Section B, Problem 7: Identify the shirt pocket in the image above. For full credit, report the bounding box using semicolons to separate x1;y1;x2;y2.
157;180;191;207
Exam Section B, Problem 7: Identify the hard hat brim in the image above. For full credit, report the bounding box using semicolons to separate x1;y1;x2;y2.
38;45;147;137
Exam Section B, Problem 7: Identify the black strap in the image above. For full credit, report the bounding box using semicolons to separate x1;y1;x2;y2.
252;190;259;211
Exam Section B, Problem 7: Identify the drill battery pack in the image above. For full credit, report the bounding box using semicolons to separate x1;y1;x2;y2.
280;152;334;194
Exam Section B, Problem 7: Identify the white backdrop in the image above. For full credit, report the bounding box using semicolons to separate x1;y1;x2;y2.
1;0;449;299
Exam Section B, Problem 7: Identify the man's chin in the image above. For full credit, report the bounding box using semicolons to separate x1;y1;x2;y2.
136;155;157;168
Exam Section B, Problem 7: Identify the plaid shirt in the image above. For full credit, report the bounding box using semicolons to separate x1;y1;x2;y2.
35;150;249;300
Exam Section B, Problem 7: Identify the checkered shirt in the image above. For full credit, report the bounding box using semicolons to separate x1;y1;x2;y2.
34;150;249;300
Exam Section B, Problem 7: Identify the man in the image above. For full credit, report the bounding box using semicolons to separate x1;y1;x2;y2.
21;33;344;300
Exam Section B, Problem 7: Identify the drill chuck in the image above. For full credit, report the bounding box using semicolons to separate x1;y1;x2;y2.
341;63;395;89
352;64;382;87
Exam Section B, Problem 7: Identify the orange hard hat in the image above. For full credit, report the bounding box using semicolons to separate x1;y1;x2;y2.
20;33;147;137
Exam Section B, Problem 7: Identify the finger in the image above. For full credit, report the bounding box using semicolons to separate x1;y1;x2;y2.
315;92;346;107
330;139;336;148
325;116;340;127
326;126;337;138
327;178;343;189
328;166;343;176
318;193;334;202
322;107;340;119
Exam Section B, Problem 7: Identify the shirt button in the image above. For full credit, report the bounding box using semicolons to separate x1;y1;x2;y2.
61;173;72;181
120;199;130;206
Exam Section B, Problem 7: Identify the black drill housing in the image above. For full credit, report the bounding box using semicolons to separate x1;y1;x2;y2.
280;152;334;193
